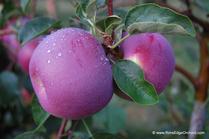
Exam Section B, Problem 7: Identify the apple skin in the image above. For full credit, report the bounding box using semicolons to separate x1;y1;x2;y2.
17;37;43;73
29;28;113;120
121;33;175;93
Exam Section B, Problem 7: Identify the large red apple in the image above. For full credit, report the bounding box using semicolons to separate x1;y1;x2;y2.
29;28;113;119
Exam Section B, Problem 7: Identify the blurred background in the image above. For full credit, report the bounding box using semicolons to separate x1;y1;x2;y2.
0;0;208;139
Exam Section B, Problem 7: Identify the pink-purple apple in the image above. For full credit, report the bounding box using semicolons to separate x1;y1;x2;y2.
17;37;43;73
1;17;30;61
29;28;113;119
121;33;175;94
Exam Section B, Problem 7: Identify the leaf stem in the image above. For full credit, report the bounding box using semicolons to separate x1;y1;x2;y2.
33;114;50;133
56;119;68;139
110;34;130;49
82;119;95;139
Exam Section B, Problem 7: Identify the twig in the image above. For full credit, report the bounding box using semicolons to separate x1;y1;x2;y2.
175;65;197;88
82;119;95;139
56;119;68;139
195;33;209;101
110;34;130;49
46;0;57;18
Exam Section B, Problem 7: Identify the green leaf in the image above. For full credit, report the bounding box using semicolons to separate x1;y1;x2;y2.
112;60;159;105
32;96;50;126
18;17;60;44
96;15;122;34
15;131;44;139
20;0;31;12
94;133;126;139
86;0;97;22
125;3;196;37
114;24;124;43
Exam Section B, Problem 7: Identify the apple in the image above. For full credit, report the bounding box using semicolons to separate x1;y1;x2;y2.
17;37;43;73
121;33;175;93
29;28;113;119
1;17;30;61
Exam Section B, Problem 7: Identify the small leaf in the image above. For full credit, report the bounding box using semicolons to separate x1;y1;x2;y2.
125;3;196;36
32;96;50;126
114;24;124;43
96;15;122;34
18;17;60;44
20;0;31;12
113;60;159;105
94;133;126;139
86;0;97;22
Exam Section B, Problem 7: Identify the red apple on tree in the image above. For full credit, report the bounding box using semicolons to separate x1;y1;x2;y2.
29;28;113;119
121;33;175;94
1;17;30;62
17;37;44;73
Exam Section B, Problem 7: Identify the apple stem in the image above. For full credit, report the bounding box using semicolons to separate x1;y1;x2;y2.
110;34;130;49
56;119;68;139
107;0;113;16
82;119;95;139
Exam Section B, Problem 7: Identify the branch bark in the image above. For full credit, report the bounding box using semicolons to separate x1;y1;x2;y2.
189;101;206;139
195;33;209;102
175;65;197;88
189;33;209;139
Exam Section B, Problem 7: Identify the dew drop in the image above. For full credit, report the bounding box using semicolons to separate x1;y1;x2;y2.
47;50;51;53
104;57;109;62
47;60;51;63
58;52;62;57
